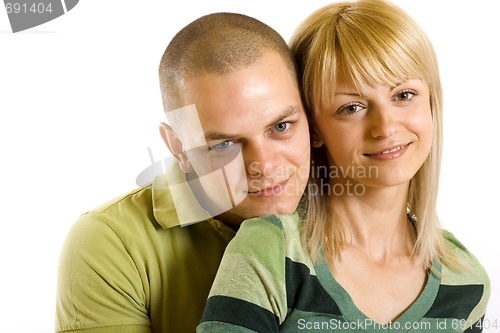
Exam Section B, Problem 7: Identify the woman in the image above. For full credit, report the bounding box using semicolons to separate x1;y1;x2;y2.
198;1;490;331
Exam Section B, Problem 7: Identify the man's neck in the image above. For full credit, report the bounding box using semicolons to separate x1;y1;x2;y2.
214;211;243;231
185;171;243;230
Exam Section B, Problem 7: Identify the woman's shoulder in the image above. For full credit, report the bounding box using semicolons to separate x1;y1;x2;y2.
439;230;491;328
441;229;471;253
440;229;490;287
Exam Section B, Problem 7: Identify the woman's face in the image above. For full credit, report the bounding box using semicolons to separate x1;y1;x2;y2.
314;78;433;190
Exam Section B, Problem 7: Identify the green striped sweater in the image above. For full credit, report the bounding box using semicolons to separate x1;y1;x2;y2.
198;213;490;332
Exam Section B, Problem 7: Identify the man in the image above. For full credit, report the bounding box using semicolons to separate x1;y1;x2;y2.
55;12;310;333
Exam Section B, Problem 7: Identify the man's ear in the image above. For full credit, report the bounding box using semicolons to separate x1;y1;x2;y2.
159;122;193;173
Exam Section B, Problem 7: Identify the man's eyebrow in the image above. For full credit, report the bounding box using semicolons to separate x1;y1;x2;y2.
204;105;301;141
264;105;301;128
204;132;237;141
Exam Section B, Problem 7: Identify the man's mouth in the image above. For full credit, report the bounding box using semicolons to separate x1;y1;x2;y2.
248;179;289;197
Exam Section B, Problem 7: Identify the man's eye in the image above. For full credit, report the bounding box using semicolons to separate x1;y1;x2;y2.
274;122;291;132
210;141;233;151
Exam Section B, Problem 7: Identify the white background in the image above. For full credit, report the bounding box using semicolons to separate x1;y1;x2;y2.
1;1;499;332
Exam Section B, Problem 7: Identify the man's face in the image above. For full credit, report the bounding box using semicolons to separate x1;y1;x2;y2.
176;52;310;226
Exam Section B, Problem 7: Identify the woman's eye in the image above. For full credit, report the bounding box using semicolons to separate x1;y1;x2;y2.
274;122;291;132
337;103;364;115
394;89;417;102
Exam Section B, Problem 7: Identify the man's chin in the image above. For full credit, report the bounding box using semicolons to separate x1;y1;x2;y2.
236;205;299;219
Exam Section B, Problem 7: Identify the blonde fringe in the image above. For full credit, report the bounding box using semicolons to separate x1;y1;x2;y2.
293;0;467;274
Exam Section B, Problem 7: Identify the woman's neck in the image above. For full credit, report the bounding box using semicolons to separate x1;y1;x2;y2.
330;182;415;263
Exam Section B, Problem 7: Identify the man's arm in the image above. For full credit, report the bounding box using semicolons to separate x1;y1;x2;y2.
56;212;151;333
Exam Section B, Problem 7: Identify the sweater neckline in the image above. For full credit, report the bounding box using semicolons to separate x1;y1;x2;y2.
313;255;441;332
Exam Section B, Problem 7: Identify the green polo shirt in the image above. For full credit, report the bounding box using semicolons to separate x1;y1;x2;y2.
56;161;236;333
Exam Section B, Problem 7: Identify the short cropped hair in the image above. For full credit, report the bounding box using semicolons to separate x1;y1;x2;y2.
159;12;297;112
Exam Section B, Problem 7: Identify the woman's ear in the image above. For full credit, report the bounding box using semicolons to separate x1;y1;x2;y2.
159;122;193;173
311;130;324;148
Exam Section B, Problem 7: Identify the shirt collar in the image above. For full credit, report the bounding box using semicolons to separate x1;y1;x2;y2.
152;159;212;229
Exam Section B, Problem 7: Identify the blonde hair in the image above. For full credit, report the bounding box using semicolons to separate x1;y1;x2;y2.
290;0;461;271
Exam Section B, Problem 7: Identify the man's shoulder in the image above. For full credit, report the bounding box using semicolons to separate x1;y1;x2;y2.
64;185;158;251
70;180;233;246
93;185;153;214
77;184;155;229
